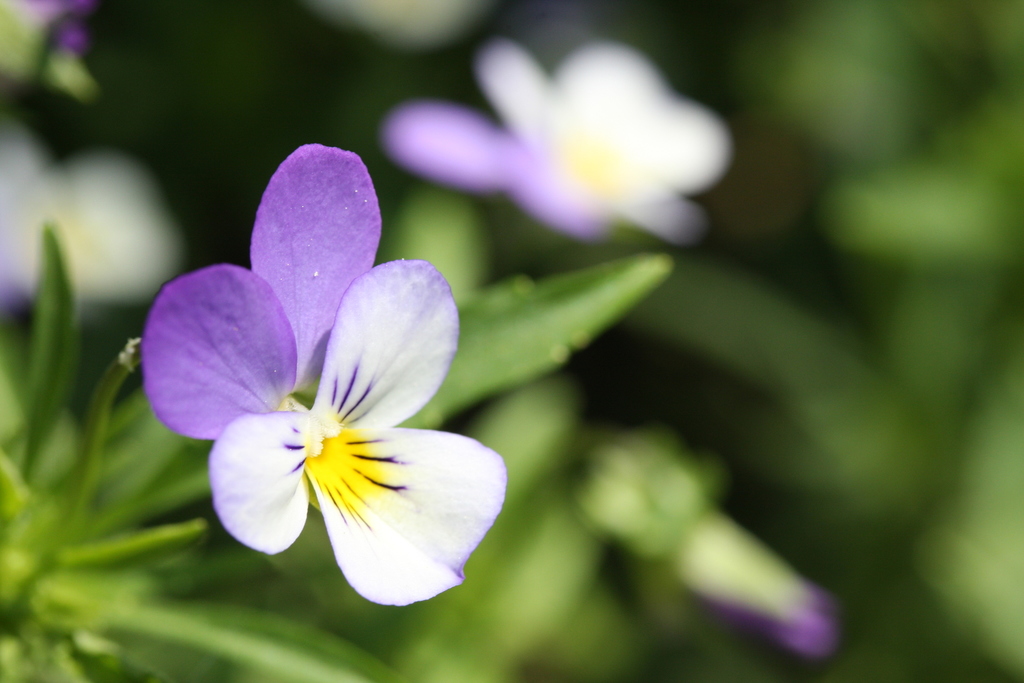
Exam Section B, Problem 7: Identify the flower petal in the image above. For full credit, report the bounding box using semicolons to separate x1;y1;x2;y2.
56;150;183;302
504;143;608;240
306;427;506;605
700;582;840;660
613;193;709;244
312;260;458;429
381;100;512;194
475;38;551;141
142;264;297;440
553;42;732;195
209;411;310;554
251;144;381;388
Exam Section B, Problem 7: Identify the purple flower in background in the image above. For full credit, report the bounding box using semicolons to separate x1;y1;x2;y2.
142;145;506;606
382;39;732;244
22;0;98;54
679;514;840;660
579;432;840;660
701;582;839;660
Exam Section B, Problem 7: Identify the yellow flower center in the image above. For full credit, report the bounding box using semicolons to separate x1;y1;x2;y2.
557;132;632;199
304;430;405;521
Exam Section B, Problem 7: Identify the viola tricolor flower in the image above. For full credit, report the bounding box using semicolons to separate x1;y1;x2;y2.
0;124;181;309
142;144;507;605
382;39;732;244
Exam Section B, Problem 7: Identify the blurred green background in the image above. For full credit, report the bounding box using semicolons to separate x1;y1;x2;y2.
7;0;1024;681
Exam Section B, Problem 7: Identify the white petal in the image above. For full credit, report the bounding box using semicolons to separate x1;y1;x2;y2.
613;193;709;244
555;41;667;112
1;145;183;303
552;42;732;196
59;151;184;301
642;100;732;195
209;411;310;554
307;427;506;605
474;38;551;140
312;260;458;429
0;125;50;297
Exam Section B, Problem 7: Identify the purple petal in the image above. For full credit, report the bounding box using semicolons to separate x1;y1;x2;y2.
700;583;840;660
67;0;99;15
250;145;380;389
53;20;90;55
381;100;513;194
210;411;310;554
504;141;609;240
312;260;458;429
142;264;297;440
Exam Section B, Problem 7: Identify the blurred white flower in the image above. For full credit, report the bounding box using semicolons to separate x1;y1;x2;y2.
301;0;495;50
0;125;182;307
384;39;732;243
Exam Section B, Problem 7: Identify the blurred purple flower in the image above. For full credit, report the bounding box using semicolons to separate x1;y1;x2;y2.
142;144;506;606
53;19;89;54
382;39;731;244
679;513;840;660
700;582;840;660
22;0;98;55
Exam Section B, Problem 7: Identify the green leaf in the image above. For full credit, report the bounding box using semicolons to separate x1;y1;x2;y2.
0;445;29;521
99;391;201;508
58;518;207;568
90;439;210;536
106;602;406;683
405;254;672;428
71;631;170;683
24;224;78;476
0;323;25;445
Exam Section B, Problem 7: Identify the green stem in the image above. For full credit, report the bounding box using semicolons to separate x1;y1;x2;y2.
65;338;141;529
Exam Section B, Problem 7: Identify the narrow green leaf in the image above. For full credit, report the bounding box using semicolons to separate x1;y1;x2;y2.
24;224;78;474
406;254;672;427
0;323;25;444
0;445;29;520
106;602;406;683
99;391;199;508
71;631;170;683
90;440;210;536
57;518;207;568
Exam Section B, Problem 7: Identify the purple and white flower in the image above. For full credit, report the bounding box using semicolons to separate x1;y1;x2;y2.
0;124;181;309
142;144;507;606
382;39;732;244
